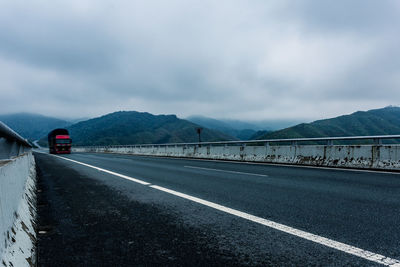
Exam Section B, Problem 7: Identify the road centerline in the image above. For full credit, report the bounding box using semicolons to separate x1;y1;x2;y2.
184;165;269;177
46;153;400;266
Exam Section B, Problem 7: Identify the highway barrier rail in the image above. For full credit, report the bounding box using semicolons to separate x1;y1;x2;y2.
73;134;400;171
0;121;36;266
0;121;31;159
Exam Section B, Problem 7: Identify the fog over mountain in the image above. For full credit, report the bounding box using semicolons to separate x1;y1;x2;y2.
0;113;70;140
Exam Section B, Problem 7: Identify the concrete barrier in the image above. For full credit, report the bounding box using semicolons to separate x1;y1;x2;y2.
0;153;36;267
73;144;400;171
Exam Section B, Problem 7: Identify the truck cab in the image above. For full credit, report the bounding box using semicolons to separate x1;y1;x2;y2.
48;129;72;154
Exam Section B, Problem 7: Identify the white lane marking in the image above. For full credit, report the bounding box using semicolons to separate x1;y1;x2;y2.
51;154;150;185
150;185;400;267
43;153;400;266
184;165;268;177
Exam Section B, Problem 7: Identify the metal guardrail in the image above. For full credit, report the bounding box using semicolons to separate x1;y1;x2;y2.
0;121;31;147
0;121;31;159
76;134;400;149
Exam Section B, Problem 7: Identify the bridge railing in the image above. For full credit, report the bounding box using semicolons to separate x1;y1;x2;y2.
75;134;400;149
73;134;400;170
0;121;31;159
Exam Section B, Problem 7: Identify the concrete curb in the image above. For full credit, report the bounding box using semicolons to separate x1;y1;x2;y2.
0;153;37;267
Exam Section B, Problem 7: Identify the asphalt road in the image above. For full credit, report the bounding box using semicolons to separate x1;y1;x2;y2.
34;152;400;266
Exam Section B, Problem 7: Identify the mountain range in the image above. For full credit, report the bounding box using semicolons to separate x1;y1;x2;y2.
255;106;400;140
186;116;301;140
66;111;235;146
2;106;400;146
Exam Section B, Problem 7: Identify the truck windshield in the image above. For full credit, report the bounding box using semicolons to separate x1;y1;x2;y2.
56;139;71;144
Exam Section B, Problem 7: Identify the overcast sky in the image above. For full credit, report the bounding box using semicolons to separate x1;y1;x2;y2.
0;0;399;121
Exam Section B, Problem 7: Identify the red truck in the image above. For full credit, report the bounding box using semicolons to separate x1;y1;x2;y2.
48;129;72;154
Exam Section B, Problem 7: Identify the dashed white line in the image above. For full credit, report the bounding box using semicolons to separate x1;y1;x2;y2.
46;153;400;266
184;165;268;177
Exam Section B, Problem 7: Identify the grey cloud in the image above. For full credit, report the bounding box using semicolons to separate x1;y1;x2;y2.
0;0;399;121
284;0;400;35
0;21;118;73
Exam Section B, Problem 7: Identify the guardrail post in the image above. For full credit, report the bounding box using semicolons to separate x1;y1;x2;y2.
239;143;246;152
326;140;333;146
0;139;12;159
373;138;382;145
264;142;270;155
291;141;297;146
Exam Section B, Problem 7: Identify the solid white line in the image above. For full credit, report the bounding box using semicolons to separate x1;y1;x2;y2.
43;153;400;266
150;185;400;267
184;165;268;177
51;154;150;185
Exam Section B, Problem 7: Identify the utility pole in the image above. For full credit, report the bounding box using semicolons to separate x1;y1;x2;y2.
196;127;203;147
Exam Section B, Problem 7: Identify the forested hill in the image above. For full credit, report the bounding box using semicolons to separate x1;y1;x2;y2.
68;111;235;146
255;106;400;140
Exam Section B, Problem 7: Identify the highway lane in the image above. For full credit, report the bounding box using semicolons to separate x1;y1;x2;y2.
34;152;400;266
